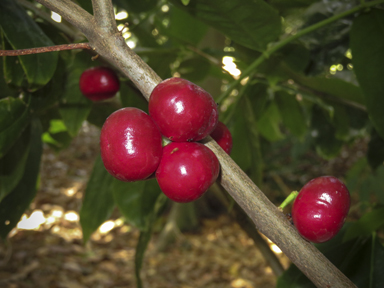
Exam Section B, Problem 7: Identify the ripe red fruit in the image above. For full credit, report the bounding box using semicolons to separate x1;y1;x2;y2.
292;176;350;243
210;121;233;155
79;67;120;101
149;77;218;142
100;107;162;182
156;142;220;203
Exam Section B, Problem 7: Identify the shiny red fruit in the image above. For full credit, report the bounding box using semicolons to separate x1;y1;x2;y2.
292;176;350;243
210;121;233;155
156;142;220;203
149;77;218;142
100;107;162;182
79;67;120;101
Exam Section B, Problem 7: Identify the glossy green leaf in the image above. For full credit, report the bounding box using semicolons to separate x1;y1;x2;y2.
275;90;307;139
0;119;42;239
171;0;281;51
59;52;93;137
350;9;384;140
0;0;58;88
112;178;162;230
0;97;30;158
2;38;25;88
343;208;384;242
79;155;116;243
0;126;31;201
164;5;208;45
30;56;66;113
177;56;211;83
0;57;18;99
258;102;285;142
285;65;365;106
42;119;73;152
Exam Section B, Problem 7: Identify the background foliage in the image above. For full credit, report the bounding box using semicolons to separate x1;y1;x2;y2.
1;0;384;286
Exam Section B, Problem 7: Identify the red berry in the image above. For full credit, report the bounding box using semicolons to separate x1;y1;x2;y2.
79;67;120;101
210;121;233;155
149;77;218;142
100;107;162;182
156;142;220;203
292;176;350;243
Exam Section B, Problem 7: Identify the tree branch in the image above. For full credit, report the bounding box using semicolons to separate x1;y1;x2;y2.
91;0;118;34
34;1;357;287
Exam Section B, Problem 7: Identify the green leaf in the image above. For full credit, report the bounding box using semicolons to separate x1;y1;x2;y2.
286;69;365;106
42;119;73;152
0;97;30;158
0;57;18;99
59;52;93;137
171;0;281;51
275;90;307;139
343;208;384;242
177;56;211;83
350;9;384;140
164;5;208;46
258;101;285;142
0;125;31;201
2;38;25;88
112;178;162;230
79;155;116;243
0;119;42;239
0;0;58;88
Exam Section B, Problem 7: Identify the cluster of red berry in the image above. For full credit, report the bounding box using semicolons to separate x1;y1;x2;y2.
79;67;350;243
79;67;232;203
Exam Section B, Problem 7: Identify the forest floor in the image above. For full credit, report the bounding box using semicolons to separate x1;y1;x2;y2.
0;122;295;288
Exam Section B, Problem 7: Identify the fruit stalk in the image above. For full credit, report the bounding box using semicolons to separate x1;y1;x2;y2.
34;0;357;286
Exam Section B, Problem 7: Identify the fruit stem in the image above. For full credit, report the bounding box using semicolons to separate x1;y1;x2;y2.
278;191;299;211
216;0;384;104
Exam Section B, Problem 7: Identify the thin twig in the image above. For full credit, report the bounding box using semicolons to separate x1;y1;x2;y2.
0;43;92;56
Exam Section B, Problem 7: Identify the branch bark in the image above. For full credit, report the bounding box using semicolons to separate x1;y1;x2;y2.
33;0;356;287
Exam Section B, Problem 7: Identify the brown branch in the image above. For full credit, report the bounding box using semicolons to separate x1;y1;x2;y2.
32;1;357;287
0;43;92;56
92;0;118;34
